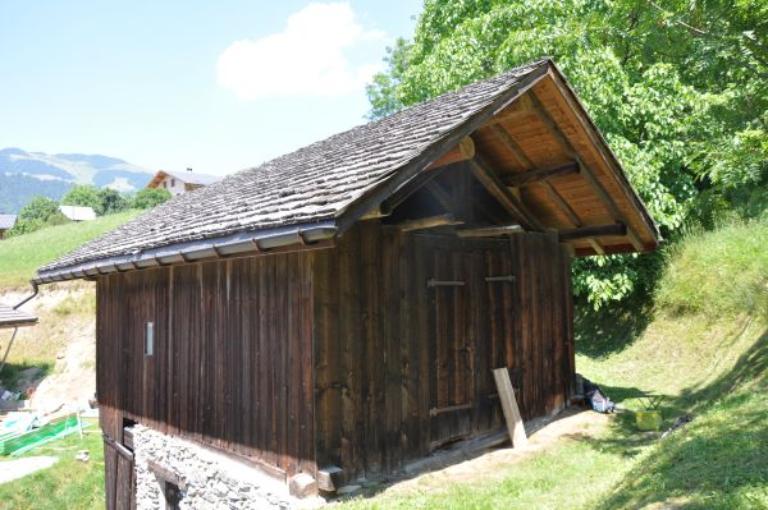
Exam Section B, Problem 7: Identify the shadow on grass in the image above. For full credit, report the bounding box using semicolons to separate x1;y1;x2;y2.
587;328;768;509
575;296;654;358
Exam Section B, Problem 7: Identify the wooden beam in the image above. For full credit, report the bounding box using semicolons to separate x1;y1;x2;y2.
492;123;585;233
588;238;605;255
397;213;462;232
426;136;476;170
360;205;388;220
528;92;645;251
380;165;448;215
424;180;454;212
558;223;627;242
503;162;579;187
490;125;535;168
492;368;527;448
317;466;343;493
544;182;581;227
456;224;523;238
468;155;544;231
487;94;536;125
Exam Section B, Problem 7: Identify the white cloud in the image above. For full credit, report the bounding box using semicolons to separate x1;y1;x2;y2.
217;2;386;99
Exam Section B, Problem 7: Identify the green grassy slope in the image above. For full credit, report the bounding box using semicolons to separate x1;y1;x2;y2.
0;210;141;289
0;420;104;510
343;218;768;510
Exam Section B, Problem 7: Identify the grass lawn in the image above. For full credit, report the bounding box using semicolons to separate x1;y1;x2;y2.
340;313;768;510
0;419;104;510
0;210;141;289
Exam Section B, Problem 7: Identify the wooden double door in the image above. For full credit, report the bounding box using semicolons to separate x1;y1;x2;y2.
416;235;517;449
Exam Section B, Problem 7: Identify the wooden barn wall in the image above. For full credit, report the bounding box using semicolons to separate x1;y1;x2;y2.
96;254;316;479
313;221;574;480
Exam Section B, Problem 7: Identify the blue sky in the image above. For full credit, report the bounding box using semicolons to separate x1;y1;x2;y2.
0;1;422;175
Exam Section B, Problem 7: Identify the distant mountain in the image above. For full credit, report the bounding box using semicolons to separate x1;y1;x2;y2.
0;148;153;213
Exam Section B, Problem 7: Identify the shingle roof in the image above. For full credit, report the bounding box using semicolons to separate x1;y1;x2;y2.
0;304;37;328
38;60;551;277
0;215;17;230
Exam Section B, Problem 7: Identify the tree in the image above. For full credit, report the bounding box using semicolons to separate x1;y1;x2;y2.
8;196;68;236
98;188;129;215
131;188;171;210
61;185;102;214
366;0;767;307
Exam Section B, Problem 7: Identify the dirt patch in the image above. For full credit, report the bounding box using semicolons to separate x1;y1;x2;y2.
0;456;58;484
365;408;610;498
0;283;96;415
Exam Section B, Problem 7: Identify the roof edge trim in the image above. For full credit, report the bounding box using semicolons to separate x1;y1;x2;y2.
34;220;339;284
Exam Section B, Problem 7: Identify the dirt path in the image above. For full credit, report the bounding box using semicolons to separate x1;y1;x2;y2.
366;408;610;498
0;284;96;415
0;456;58;484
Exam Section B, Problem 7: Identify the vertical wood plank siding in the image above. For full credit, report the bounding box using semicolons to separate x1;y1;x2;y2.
96;220;574;486
314;222;573;480
96;254;316;479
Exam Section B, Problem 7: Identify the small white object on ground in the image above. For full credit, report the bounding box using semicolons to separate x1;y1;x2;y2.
75;450;90;462
0;456;58;484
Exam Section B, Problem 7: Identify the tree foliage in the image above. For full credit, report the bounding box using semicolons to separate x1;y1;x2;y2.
130;188;171;210
61;185;102;213
367;0;767;307
62;185;132;216
9;196;68;236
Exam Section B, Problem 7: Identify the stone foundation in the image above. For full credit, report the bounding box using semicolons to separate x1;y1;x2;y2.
132;425;323;509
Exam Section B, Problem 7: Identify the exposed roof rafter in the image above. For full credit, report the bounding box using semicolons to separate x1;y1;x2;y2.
528;92;645;252
468;154;544;231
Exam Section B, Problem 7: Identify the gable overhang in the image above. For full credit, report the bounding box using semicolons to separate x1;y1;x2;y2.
336;61;659;256
334;63;552;233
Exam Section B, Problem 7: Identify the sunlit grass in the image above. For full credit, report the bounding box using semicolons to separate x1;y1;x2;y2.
0;210;141;289
656;218;768;319
0;419;103;510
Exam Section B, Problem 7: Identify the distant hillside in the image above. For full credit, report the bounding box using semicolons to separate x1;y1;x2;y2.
0;148;153;213
0;210;141;289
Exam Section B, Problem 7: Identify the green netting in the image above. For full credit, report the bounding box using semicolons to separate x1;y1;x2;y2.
0;414;80;456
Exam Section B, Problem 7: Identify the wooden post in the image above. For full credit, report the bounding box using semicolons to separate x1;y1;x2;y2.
493;367;527;448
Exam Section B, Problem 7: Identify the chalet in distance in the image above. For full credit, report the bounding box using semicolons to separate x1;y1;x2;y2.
35;59;658;509
146;168;220;196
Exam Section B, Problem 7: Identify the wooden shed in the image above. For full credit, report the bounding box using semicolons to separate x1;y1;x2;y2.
35;59;657;508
